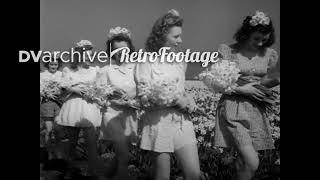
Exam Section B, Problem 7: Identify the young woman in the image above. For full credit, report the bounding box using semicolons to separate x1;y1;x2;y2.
135;9;200;180
213;11;279;180
98;27;138;180
55;40;102;178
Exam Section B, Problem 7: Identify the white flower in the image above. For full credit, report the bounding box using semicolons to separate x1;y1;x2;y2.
80;81;114;107
76;40;93;47
40;79;63;99
168;9;180;16
261;16;270;25
250;11;270;26
249;19;259;26
107;26;131;39
140;78;184;107
199;59;241;93
255;11;266;19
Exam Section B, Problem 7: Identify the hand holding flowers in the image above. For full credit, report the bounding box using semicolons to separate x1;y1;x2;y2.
235;81;265;101
109;98;141;110
235;77;276;110
176;93;197;113
78;81;115;108
40;78;63;101
67;85;88;96
198;59;241;94
199;59;276;110
138;79;184;109
107;88;141;109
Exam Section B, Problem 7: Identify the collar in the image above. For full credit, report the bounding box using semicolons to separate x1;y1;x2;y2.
112;63;134;74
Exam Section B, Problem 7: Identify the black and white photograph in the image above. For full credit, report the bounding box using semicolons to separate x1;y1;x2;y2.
38;0;280;179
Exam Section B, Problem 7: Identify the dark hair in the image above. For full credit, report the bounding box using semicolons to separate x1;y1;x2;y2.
43;55;62;69
106;34;135;58
70;46;93;69
234;16;275;48
145;13;183;52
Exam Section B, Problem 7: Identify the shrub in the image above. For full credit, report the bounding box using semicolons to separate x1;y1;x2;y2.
42;81;280;180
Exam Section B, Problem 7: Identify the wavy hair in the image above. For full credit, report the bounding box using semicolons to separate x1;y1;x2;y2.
70;45;93;70
145;12;183;52
43;58;62;70
106;33;135;58
234;15;275;48
43;53;62;70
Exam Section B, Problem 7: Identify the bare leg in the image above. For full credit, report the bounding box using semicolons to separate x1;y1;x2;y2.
233;145;259;180
151;152;171;180
45;121;54;143
175;144;201;180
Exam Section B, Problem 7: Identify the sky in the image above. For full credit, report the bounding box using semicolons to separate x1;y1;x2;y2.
40;0;280;79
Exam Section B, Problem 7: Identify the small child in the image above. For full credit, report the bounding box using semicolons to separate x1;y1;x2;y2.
40;59;62;150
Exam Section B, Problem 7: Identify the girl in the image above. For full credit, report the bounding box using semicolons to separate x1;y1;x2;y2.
40;54;63;178
55;40;102;178
40;55;62;145
213;11;279;180
135;9;200;180
98;26;138;180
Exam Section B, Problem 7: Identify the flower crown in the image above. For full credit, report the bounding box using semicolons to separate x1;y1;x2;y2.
107;26;132;40
76;40;93;48
249;11;270;26
167;9;180;16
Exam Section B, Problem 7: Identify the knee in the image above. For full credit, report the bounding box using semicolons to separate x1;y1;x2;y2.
185;168;201;180
45;122;53;129
248;155;259;172
154;169;170;180
238;156;259;173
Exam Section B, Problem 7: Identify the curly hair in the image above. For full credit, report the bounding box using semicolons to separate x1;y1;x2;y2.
145;13;183;52
70;46;93;69
106;33;135;58
234;16;275;48
43;54;62;70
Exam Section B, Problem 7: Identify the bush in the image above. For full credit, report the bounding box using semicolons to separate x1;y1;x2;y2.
42;81;280;180
184;82;280;180
125;82;280;180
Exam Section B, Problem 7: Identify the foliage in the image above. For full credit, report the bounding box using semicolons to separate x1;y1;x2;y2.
41;81;280;180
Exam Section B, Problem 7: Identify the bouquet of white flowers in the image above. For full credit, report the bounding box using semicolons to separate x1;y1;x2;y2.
198;59;241;93
40;78;63;100
199;59;276;111
78;81;115;108
139;79;184;108
108;90;141;110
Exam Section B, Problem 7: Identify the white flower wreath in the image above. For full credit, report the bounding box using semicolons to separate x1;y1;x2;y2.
249;11;270;26
76;40;93;48
107;26;132;39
